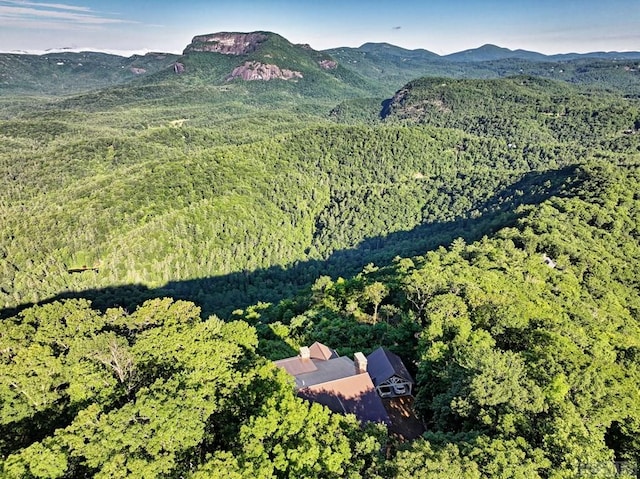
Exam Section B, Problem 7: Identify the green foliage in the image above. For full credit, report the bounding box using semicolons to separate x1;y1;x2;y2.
327;43;640;96
265;159;640;477
2;39;640;478
0;298;384;478
390;440;481;478
1;109;596;316
383;76;639;145
0;52;180;96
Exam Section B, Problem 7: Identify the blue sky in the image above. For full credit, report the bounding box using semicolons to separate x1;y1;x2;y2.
0;0;638;55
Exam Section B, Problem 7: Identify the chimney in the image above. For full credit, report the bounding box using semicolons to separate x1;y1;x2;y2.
354;352;367;374
299;346;310;360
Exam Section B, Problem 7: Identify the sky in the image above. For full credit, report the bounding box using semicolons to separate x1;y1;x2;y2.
0;0;639;56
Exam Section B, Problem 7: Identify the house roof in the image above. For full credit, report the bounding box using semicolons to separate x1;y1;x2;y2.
299;373;391;425
273;342;400;426
366;347;414;387
274;356;318;376
300;356;356;388
309;341;338;360
275;355;357;389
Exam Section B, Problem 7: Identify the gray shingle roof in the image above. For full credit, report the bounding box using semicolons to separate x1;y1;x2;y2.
299;374;391;425
366;347;414;387
273;342;392;425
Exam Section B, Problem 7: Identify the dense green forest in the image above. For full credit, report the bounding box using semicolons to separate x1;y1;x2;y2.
1;31;640;477
0;52;181;96
326;43;640;97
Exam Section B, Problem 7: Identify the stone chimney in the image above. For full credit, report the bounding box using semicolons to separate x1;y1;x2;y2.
354;352;367;374
299;346;310;360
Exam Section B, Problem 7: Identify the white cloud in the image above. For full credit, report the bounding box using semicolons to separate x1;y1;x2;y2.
0;1;136;28
0;46;158;57
1;1;92;12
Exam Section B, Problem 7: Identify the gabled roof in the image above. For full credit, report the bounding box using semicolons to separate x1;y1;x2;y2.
273;342;355;390
366;347;414;387
274;356;318;377
291;356;356;389
274;342;391;425
299;374;391;425
309;341;338;360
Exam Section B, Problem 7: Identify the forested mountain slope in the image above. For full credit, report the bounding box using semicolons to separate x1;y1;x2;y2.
0;31;377;101
0;52;180;96
381;76;640;143
250;158;640;477
2;158;639;478
3;33;639;100
327;42;640;96
2;75;639;318
0;121;577;317
2;30;640;478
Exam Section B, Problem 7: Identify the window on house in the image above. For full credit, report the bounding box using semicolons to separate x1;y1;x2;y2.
379;386;392;396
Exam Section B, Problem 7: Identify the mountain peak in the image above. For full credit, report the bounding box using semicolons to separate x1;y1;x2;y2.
476;43;509;50
356;42;439;57
183;32;271;55
444;44;546;62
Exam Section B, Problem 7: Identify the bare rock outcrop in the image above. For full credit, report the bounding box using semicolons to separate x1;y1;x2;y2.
184;33;268;55
318;59;338;70
173;62;185;74
226;61;303;81
389;85;453;117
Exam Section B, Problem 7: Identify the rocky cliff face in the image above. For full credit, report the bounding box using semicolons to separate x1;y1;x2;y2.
181;31;339;82
184;33;268;55
382;83;455;119
226;61;303;81
318;59;338;70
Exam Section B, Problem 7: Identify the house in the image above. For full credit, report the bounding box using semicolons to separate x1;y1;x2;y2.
366;347;415;398
274;342;415;426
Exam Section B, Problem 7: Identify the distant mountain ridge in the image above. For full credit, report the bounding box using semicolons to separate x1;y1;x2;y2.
356;42;440;59
5;34;639;63
443;43;640;62
325;41;640;94
443;44;548;62
329;42;640;63
0;51;180;95
2;31;640;96
0;47;168;57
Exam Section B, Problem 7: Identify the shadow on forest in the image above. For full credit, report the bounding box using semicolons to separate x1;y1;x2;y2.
1;166;580;321
299;387;392;427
